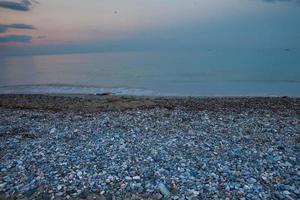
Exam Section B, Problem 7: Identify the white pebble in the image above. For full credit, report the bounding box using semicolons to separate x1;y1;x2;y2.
132;176;141;180
49;128;57;134
77;171;83;177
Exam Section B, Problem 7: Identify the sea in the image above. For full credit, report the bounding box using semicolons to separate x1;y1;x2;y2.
0;49;299;96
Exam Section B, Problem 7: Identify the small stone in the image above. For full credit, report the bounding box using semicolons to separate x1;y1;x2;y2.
283;162;293;167
125;176;132;181
57;185;63;190
293;188;300;194
0;183;7;190
261;173;268;181
244;185;250;190
155;193;163;199
120;183;126;189
1;168;7;172
158;183;170;198
248;178;257;184
189;189;200;196
56;192;64;196
283;191;291;196
274;156;282;161
77;171;83;177
106;175;114;183
49;128;57;134
132;176;141;180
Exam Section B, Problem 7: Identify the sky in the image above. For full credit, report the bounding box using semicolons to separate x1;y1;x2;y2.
0;0;300;57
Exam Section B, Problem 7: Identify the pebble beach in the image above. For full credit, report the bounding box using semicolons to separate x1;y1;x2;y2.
0;94;299;199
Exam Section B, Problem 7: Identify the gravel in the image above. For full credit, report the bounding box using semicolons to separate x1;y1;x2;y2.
0;95;299;199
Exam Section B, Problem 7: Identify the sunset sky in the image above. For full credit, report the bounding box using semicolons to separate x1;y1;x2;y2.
0;0;300;56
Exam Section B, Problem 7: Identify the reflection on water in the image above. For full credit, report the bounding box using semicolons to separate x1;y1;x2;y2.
0;50;299;96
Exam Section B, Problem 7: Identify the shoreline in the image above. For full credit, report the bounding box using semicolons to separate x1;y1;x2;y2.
1;83;300;98
0;94;299;113
0;94;299;199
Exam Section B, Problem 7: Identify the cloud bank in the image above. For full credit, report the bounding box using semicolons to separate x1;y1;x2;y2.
0;35;32;43
0;0;33;11
0;0;37;43
0;23;35;33
7;23;35;29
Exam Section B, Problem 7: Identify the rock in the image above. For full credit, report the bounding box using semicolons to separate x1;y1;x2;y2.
274;156;282;161
56;192;64;196
0;183;7;190
154;193;163;199
248;178;257;184
57;185;63;190
189;189;200;196
77;171;83;177
158;183;170;198
132;176;141;180
49;128;56;134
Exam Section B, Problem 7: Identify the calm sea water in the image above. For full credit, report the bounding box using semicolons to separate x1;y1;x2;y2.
0;50;299;96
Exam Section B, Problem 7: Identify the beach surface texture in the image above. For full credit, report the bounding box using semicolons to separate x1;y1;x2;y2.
0;94;299;199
